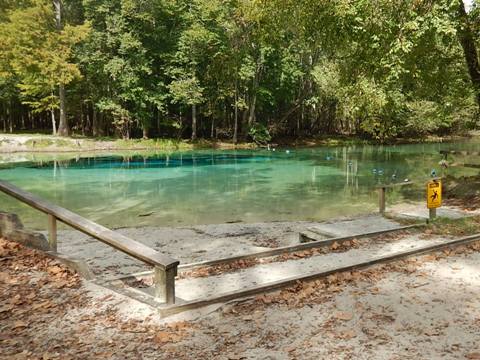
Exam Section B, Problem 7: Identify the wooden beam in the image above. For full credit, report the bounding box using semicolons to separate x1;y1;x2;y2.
154;266;176;305
379;187;386;214
47;214;57;252
178;224;422;271
375;177;442;190
158;232;480;317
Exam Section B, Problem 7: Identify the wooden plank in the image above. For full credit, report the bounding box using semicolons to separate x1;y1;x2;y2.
379;187;386;214
47;214;57;252
376;182;414;189
106;224;422;283
303;227;338;239
0;180;179;270
44;251;96;280
375;177;442;189
154;266;176;305
178;224;422;271
158;233;480;317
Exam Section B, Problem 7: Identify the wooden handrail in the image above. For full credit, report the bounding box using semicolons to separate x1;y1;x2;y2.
376;178;442;216
0;180;178;304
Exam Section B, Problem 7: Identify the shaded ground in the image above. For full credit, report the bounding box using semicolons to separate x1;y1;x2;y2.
2;233;480;359
54;221;327;277
444;174;480;210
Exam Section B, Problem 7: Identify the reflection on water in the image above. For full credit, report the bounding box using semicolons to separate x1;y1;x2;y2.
0;140;479;229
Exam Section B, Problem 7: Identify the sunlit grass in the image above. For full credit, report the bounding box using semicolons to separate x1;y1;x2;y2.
426;216;480;237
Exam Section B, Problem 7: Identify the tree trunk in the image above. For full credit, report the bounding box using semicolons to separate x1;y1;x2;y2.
80;102;85;135
191;104;197;141
457;0;480;107
54;0;69;136
242;108;248;135
8;99;13;133
51;109;57;135
233;82;238;144
92;108;98;136
85;103;91;135
248;92;257;127
142;124;149;139
1;103;6;133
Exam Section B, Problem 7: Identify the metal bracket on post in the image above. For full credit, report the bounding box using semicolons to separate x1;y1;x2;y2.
154;265;177;305
47;214;57;252
379;187;386;215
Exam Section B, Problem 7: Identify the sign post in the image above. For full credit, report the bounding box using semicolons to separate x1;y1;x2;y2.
427;179;442;221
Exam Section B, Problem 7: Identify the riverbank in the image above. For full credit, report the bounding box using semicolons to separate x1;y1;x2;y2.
0;134;256;153
0;133;476;154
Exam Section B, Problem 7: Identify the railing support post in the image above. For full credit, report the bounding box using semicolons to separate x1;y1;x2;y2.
379;187;386;215
154;266;177;305
47;214;57;252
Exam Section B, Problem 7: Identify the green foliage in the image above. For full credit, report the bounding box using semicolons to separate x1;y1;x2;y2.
0;0;89;113
0;0;479;141
248;123;271;145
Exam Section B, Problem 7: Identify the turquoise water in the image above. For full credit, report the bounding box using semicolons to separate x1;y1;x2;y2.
0;140;479;229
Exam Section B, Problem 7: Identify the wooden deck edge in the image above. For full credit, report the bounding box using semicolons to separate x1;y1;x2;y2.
104;224;423;284
302;228;338;238
157;233;480;318
44;251;96;281
178;224;422;271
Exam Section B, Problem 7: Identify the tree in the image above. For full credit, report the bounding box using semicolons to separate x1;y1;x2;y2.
0;0;89;135
457;0;480;107
0;0;479;140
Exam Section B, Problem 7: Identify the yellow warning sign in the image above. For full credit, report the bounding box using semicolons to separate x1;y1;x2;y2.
427;180;442;209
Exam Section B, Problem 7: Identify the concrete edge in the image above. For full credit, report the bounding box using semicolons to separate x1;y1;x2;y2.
0;211;96;281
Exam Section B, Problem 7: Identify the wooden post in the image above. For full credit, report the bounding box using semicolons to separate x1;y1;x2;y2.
154;266;176;305
47;214;57;252
379;187;386;215
429;208;437;221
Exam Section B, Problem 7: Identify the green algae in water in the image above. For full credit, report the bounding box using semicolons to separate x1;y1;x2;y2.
0;140;479;229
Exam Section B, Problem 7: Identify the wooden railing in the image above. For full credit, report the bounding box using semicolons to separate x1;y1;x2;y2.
0;180;179;305
377;178;442;219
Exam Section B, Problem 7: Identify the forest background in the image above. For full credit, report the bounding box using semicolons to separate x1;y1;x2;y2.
1;0;480;144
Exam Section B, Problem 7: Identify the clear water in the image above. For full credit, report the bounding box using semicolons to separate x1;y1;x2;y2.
0;140;479;229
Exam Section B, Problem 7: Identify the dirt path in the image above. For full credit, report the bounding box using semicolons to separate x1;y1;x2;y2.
2;236;480;359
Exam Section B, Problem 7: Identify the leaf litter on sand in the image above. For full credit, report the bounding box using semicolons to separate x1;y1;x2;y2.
0;237;196;359
2;235;480;359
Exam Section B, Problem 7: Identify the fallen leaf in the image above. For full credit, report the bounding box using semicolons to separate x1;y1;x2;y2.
334;311;353;321
338;329;357;339
47;266;63;275
13;320;28;329
154;331;172;344
0;304;14;313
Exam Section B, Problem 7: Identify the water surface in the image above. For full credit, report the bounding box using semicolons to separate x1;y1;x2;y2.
0;140;478;229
